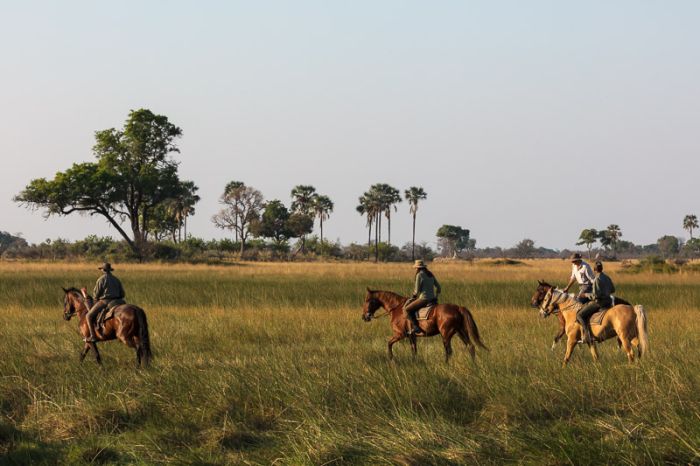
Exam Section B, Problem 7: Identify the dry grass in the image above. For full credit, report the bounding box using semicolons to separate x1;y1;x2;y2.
0;260;699;464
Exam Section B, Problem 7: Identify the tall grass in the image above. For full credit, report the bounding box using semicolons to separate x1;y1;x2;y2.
1;261;699;464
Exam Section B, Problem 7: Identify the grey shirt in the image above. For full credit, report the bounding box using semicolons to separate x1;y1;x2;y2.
93;272;125;301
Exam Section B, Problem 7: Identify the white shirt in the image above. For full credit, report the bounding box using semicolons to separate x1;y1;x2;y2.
570;262;595;286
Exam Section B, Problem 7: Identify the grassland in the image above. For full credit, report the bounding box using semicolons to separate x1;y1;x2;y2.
1;260;699;465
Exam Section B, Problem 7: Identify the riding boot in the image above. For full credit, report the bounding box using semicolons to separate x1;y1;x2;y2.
410;314;425;336
86;316;98;343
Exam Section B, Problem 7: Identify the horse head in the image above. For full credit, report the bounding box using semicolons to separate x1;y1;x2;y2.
362;287;383;322
62;287;87;321
531;280;558;318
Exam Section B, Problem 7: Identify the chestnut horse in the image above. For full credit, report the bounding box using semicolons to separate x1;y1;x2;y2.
62;288;152;367
530;281;648;366
362;288;487;362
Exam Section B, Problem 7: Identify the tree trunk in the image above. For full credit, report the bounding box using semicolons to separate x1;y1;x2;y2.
320;217;324;250
387;212;391;246
412;213;416;261
374;212;379;263
240;235;246;255
184;217;187;240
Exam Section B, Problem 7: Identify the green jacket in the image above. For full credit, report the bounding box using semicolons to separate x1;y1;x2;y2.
413;270;441;301
591;272;615;304
93;272;125;301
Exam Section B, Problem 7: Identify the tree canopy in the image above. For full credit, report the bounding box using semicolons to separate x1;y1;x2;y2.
15;109;198;258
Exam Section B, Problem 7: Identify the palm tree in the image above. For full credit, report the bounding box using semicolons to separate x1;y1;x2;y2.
604;224;622;256
684;214;698;239
290;185;317;216
404;187;427;260
313;195;334;247
290;185;317;253
357;191;382;262
379;184;401;245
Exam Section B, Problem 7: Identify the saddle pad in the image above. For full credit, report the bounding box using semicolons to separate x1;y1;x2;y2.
416;305;436;321
590;309;608;326
97;307;118;330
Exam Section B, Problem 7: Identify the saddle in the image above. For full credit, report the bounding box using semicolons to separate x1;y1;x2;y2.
589;297;616;326
415;301;437;321
96;299;126;331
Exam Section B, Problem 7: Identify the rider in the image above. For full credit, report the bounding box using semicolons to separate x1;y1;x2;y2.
563;253;595;303
83;263;125;343
577;261;615;344
403;260;441;336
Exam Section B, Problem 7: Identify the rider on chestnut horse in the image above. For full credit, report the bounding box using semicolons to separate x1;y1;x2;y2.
403;260;441;336
83;263;126;343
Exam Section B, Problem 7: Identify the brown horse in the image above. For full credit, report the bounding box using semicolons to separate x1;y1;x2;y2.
530;281;648;366
362;288;487;362
62;288;152;367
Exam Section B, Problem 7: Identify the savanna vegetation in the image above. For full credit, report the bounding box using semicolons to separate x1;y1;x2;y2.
1;260;699;465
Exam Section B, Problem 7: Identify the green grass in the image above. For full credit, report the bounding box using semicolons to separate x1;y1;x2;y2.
1;262;700;465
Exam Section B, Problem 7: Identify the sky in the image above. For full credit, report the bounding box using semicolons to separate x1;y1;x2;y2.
1;1;698;250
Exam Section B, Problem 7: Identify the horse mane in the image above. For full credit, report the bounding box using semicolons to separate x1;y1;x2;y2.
369;289;408;310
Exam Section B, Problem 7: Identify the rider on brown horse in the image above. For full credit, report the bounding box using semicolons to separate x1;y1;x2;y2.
577;261;615;344
403;260;441;336
82;263;126;343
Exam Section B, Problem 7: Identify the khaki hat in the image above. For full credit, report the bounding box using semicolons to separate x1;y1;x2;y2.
98;262;114;272
570;253;583;263
413;260;426;268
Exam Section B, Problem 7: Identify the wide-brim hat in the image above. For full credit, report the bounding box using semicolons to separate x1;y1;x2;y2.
570;253;583;263
98;262;114;272
413;260;426;268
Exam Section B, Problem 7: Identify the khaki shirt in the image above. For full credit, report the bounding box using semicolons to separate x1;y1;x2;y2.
414;270;441;301
93;273;125;301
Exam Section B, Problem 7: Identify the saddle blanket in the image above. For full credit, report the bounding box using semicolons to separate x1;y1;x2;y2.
590;309;608;326
416;304;436;321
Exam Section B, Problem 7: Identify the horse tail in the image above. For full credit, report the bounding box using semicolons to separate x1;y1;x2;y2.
460;307;488;351
634;305;649;357
136;307;152;365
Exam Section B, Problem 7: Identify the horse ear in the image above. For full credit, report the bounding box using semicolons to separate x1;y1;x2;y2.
62;287;68;293
538;279;543;285
366;287;371;292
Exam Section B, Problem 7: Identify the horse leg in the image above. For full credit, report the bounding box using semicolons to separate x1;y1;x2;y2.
552;315;566;351
589;343;599;361
619;335;635;363
442;329;455;363
631;337;642;358
91;342;102;365
457;330;475;362
387;334;403;360
409;334;417;358
563;332;578;367
79;343;91;362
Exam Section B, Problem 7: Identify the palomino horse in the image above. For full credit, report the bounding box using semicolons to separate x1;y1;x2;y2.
530;281;648;365
62;288;152;367
362;288;487;362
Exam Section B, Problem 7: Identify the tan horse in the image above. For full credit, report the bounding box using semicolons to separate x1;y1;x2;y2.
531;281;648;365
62;288;152;367
362;288;487;362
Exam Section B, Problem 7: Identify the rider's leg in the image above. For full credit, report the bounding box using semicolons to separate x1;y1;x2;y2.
576;302;600;344
404;299;428;335
86;300;105;342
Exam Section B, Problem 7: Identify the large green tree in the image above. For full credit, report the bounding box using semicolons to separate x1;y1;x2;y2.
15;109;196;258
250;200;292;246
404;186;427;260
576;228;599;259
436;225;470;258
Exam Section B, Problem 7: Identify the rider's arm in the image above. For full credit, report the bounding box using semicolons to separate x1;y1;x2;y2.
563;276;575;292
413;273;422;298
434;278;442;296
93;277;105;300
118;279;125;299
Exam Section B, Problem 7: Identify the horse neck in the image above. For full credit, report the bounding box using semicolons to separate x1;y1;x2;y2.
70;293;89;320
550;289;581;322
375;291;406;313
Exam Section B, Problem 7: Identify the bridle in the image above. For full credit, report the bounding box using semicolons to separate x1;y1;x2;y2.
363;297;391;321
538;287;564;318
63;291;86;321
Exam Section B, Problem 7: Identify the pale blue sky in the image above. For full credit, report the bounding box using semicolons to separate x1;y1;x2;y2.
1;1;698;249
